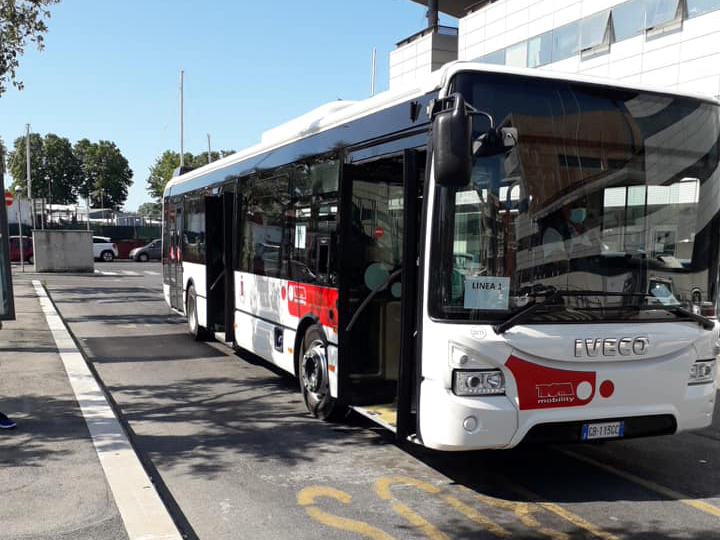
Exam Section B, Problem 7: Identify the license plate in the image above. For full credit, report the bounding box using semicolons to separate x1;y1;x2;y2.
581;421;625;440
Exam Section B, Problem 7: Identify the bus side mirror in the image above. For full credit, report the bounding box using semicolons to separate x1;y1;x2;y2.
432;94;472;188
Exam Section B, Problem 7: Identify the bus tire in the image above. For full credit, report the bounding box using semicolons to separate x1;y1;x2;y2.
299;325;345;421
186;284;207;341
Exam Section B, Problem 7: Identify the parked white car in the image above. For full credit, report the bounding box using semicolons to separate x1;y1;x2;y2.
93;236;119;262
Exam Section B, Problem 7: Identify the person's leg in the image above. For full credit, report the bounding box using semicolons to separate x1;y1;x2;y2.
0;411;16;429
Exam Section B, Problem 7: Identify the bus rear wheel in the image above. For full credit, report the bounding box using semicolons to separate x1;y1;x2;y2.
299;325;345;421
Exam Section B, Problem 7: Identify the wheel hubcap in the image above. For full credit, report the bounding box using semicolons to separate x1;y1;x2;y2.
302;340;328;395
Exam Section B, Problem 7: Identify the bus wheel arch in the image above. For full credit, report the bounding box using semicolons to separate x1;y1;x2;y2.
294;316;319;378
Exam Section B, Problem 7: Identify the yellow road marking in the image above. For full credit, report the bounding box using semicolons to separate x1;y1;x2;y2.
559;449;720;520
471;490;568;540
440;493;511;538
297;486;398;540
505;482;620;540
375;475;509;539
375;476;452;540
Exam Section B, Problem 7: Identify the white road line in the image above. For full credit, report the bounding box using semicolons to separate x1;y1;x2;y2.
144;271;160;276
95;269;120;276
122;270;140;276
32;280;182;540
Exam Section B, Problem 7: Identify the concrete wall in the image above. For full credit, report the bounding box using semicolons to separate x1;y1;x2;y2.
390;29;458;89
458;0;720;99
33;230;93;273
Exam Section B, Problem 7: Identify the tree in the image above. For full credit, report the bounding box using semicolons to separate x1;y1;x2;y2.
7;132;80;204
76;140;133;209
0;0;60;96
191;149;234;168
0;137;6;177
147;149;235;200
137;201;161;219
73;138;95;200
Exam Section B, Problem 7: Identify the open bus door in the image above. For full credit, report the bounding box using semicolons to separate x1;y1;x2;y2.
339;147;424;441
166;198;184;311
205;187;235;343
0;180;15;322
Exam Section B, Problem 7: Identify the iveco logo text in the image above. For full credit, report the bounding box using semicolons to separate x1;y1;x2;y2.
574;337;649;357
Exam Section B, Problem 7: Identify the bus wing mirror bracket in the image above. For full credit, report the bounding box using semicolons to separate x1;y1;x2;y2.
473;126;518;157
431;93;472;188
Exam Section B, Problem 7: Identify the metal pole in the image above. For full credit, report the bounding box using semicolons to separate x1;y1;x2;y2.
17;198;23;272
25;123;35;230
179;70;185;167
86;196;91;231
428;0;439;28
207;133;211;164
371;48;377;97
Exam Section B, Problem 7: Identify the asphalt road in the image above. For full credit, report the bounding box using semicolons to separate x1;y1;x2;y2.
40;261;720;540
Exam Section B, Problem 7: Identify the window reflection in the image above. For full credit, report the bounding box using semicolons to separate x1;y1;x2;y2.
432;72;720;322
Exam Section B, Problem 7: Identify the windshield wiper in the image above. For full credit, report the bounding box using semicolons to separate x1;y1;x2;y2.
493;289;715;334
638;298;715;330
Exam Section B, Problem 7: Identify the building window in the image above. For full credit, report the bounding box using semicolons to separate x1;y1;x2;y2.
552;20;580;63
481;48;506;65
580;9;611;58
506;41;527;67
687;0;720;17
646;0;682;27
610;0;647;41
527;32;552;67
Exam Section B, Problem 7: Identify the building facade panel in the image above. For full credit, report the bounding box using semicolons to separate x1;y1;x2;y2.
455;0;720;99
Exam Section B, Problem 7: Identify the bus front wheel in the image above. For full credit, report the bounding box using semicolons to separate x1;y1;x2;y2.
186;284;207;341
299;325;345;421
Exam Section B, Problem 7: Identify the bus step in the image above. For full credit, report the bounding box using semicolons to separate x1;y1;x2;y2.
213;332;233;346
350;404;397;433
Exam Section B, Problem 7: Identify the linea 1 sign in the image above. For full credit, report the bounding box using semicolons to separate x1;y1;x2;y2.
463;276;510;310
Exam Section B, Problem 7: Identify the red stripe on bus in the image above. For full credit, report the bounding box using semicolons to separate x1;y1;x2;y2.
287;281;338;327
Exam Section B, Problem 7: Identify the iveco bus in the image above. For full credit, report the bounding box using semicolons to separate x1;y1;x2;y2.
163;62;719;450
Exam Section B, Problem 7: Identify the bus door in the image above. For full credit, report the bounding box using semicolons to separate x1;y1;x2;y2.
168;199;184;311
205;189;235;342
339;147;424;439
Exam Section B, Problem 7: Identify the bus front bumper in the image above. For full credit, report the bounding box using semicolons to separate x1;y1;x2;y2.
418;378;715;451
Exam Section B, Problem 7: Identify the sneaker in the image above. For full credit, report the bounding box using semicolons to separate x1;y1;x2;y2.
0;413;16;429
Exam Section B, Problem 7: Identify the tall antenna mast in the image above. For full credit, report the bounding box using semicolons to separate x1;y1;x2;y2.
25;123;35;230
371;48;377;97
179;70;185;167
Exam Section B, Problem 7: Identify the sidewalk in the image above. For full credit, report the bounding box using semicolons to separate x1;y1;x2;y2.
0;276;129;540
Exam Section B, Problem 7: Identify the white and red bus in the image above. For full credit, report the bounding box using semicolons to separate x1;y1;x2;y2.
163;62;719;450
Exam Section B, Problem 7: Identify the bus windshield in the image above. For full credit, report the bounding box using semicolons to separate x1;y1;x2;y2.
430;72;720;324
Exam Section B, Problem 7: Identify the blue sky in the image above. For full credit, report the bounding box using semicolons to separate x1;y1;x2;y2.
0;0;455;211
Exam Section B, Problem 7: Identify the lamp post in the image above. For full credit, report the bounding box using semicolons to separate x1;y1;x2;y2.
14;186;24;272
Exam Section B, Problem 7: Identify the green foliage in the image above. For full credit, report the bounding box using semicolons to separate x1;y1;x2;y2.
7;132;81;204
78;140;133;209
146;149;234;200
7;133;133;208
137;201;161;218
0;137;6;177
0;0;60;95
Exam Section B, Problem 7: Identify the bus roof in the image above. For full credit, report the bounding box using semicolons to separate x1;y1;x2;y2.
165;61;720;195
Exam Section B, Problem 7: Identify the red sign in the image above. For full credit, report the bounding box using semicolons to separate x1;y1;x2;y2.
374;226;384;239
4;191;12;206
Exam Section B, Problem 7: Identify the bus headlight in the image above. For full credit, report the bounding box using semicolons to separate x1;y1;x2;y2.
453;369;505;396
689;359;716;385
